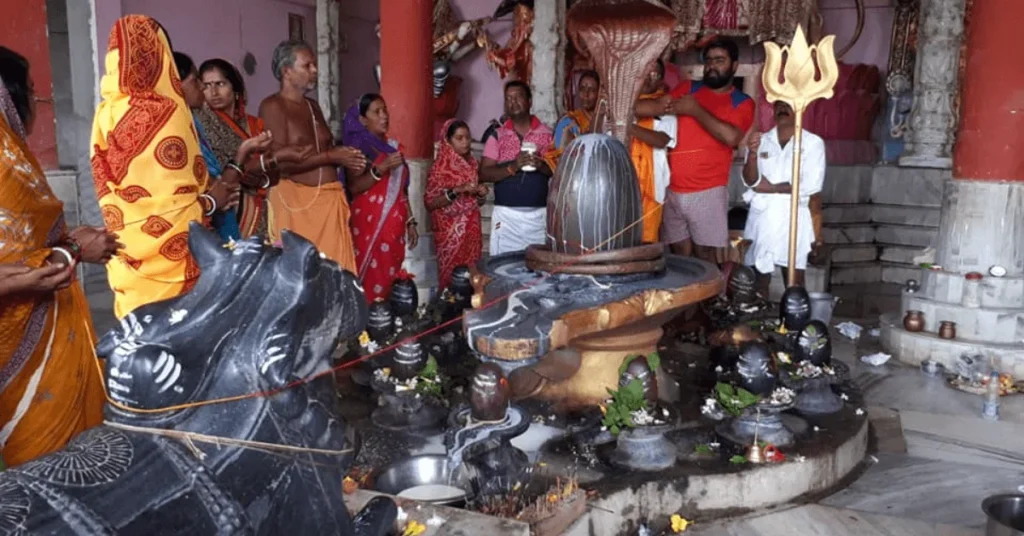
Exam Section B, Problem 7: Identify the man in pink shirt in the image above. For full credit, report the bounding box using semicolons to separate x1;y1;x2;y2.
479;81;554;255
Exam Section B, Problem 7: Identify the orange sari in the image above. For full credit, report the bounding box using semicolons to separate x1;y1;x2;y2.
0;111;104;467
91;16;207;319
630;89;667;243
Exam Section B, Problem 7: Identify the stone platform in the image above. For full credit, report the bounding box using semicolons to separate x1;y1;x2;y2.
882;179;1024;375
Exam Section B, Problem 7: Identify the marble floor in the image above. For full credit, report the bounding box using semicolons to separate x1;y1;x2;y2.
83;283;1019;535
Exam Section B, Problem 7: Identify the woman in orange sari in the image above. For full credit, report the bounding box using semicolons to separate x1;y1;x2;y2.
0;46;120;466
426;119;488;288
91;15;238;319
197;58;271;238
343;94;419;301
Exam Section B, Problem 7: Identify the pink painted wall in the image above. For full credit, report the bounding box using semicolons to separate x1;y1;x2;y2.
820;0;894;73
338;0;510;140
94;0;317;107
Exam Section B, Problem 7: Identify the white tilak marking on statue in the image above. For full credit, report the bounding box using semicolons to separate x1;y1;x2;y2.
154;352;176;384
159;363;181;393
168;309;188;325
260;348;287;374
154;351;168;373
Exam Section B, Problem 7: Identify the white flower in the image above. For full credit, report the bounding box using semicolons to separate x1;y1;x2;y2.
855;408;865;416
394;317;404;328
365;341;380;354
714;365;723;373
794;455;807;463
840;393;849;401
708;441;720;449
427;515;445;527
631;409;655;426
813;426;820;432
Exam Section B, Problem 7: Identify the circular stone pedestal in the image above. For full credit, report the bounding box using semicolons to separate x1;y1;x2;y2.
556;405;869;536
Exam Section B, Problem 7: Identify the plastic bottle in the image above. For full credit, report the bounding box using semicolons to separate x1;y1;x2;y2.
982;372;1000;421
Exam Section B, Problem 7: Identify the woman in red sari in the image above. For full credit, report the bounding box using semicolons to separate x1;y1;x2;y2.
426;119;488;288
343;94;419;301
196;58;270;238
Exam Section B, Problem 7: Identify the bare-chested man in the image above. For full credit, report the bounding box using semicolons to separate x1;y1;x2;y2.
260;40;365;273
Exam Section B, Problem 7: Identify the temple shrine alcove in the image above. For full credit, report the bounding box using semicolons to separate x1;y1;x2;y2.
560;0;880;166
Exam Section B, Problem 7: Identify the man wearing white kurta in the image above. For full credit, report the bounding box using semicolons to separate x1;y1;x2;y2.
741;101;826;295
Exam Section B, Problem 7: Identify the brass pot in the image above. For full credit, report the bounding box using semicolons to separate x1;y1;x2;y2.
938;321;957;340
903;310;925;332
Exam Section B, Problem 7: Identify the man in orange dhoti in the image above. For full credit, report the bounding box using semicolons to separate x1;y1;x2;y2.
259;41;365;273
91;16;238;319
0;46;119;466
630;59;677;243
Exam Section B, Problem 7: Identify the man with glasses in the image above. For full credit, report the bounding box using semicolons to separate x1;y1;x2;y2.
637;39;754;264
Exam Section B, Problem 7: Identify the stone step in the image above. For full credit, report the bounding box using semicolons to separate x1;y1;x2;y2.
832;282;903;318
766;264;830;301
821;224;876;245
879;244;929;265
919;268;1024;308
822;204;873;225
872;205;941;228
881;262;921;284
880;311;1024;379
830;261;881;285
874;224;937;248
829;244;878;263
901;294;1024;345
819;165;874;204
869;166;947;207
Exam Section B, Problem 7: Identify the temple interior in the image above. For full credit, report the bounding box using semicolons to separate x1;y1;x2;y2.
4;0;1024;535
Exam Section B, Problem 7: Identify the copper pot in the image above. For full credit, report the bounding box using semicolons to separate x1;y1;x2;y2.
938;321;957;340
903;310;924;332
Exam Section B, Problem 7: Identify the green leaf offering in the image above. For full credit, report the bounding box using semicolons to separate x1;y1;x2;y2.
694;444;713;455
729;455;748;464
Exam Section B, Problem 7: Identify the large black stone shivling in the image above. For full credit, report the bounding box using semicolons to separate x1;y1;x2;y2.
779;286;812;332
0;224;395;536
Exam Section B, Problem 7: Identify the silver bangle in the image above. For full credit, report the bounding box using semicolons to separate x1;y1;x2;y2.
226;162;244;175
201;193;218;216
260;174;271;189
51;247;75;266
260;154;267;172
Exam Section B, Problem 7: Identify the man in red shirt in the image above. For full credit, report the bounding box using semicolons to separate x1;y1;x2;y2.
637;39;754;263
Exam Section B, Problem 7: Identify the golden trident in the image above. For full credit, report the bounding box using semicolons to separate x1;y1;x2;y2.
762;25;839;287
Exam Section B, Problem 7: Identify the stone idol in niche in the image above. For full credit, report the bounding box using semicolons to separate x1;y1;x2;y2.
0;225;396;535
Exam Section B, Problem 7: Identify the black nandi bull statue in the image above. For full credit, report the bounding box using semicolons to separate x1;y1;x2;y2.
0;224;396;535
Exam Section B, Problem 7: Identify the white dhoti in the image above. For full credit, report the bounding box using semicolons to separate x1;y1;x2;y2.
743;194;815;273
489;205;547;256
742;126;826;274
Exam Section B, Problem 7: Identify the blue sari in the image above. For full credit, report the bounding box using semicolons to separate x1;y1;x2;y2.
193;115;240;241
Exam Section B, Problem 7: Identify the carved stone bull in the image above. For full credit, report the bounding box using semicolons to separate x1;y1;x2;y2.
0;224;395;536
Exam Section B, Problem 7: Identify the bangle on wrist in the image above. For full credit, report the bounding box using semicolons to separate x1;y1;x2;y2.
51;247;75;266
200;193;218;216
406;218;417;227
259;154;267;172
260;174;271;190
370;167;383;181
226;161;244;175
63;236;83;262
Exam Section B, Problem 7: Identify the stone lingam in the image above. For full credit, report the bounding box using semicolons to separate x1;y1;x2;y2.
369;337;448;434
779;320;847;415
465;137;721;410
604;355;680;472
714;341;803;448
445;364;531;497
0;224;395;535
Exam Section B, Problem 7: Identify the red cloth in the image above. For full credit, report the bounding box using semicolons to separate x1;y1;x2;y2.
426;119;483;289
352;149;409;302
668;81;754;193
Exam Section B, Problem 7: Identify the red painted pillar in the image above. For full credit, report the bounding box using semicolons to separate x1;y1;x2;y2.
379;0;433;159
0;1;57;169
953;0;1024;181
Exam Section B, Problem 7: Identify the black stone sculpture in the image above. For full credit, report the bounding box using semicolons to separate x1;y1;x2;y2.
727;264;758;305
0;224;395;536
389;278;419;319
620;356;658;405
392;339;427;381
449;265;474;302
779;286;812;332
367;299;395;343
736;341;776;396
796;320;832;366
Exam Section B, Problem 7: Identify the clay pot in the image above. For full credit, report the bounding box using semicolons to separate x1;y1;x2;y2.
779;286;811;332
728;264;757;305
389;279;419;318
392;340;426;381
619;356;658;405
938;321;957;340
736;341;776;396
902;310;924;332
796;320;832;366
470;363;510;422
366;300;394;343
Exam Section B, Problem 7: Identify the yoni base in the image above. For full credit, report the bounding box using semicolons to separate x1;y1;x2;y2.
526;326;671;410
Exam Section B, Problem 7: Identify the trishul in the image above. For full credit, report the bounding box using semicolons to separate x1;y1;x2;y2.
762;25;839;287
